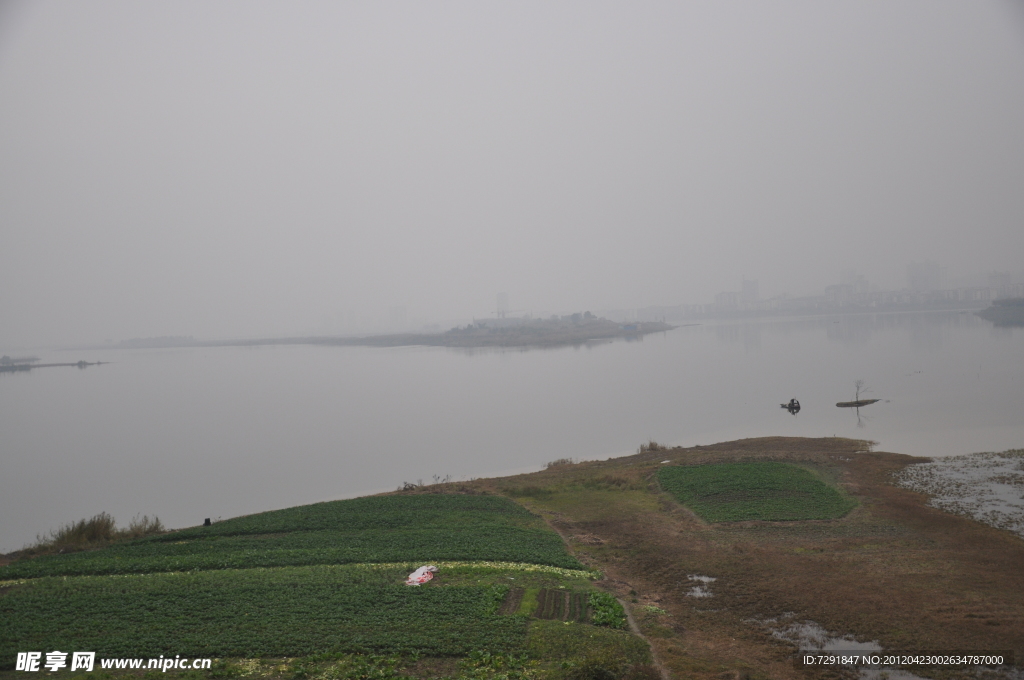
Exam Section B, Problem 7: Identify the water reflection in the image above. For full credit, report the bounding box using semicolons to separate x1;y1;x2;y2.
852;407;869;429
714;323;761;352
905;315;948;352
825;316;873;345
702;310;992;351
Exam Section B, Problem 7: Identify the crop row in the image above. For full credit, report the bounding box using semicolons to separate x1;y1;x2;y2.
532;589;590;623
0;565;524;667
657;462;857;522
0;526;584;579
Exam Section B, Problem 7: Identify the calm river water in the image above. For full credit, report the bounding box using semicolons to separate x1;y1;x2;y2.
2;310;1022;553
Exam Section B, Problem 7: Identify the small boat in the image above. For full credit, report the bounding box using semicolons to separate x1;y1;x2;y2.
836;399;880;408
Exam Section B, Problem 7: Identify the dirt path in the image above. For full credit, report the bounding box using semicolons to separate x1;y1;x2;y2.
541;504;674;679
619;595;673;680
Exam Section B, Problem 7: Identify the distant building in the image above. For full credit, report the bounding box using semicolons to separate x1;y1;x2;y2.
908;261;948;292
840;270;870;295
741;278;759;303
988;272;1012;298
715;291;740;309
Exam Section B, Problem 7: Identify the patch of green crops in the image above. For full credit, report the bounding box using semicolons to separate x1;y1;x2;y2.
657;462;856;522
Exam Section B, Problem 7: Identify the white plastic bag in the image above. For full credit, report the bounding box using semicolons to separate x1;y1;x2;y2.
404;565;438;586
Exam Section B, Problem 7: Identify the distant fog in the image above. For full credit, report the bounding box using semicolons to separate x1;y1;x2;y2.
1;1;1023;347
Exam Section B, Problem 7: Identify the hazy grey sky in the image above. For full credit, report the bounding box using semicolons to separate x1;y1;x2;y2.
2;1;1023;346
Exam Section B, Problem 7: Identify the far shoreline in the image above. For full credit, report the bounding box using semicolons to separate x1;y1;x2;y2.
80;318;678;352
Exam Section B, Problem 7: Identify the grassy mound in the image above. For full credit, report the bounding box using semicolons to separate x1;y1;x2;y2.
163;494;539;538
1;495;584;579
657;462;856;522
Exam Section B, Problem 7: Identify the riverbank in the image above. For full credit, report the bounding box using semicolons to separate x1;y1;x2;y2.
3;436;1022;679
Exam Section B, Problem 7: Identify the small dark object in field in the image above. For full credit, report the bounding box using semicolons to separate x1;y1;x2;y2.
204;518;211;526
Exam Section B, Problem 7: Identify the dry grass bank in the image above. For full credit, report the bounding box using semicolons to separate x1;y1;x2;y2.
7;512;164;560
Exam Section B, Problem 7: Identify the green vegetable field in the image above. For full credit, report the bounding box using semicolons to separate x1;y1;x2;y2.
0;494;644;675
0;565;521;660
657;461;857;522
0;495;584;579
